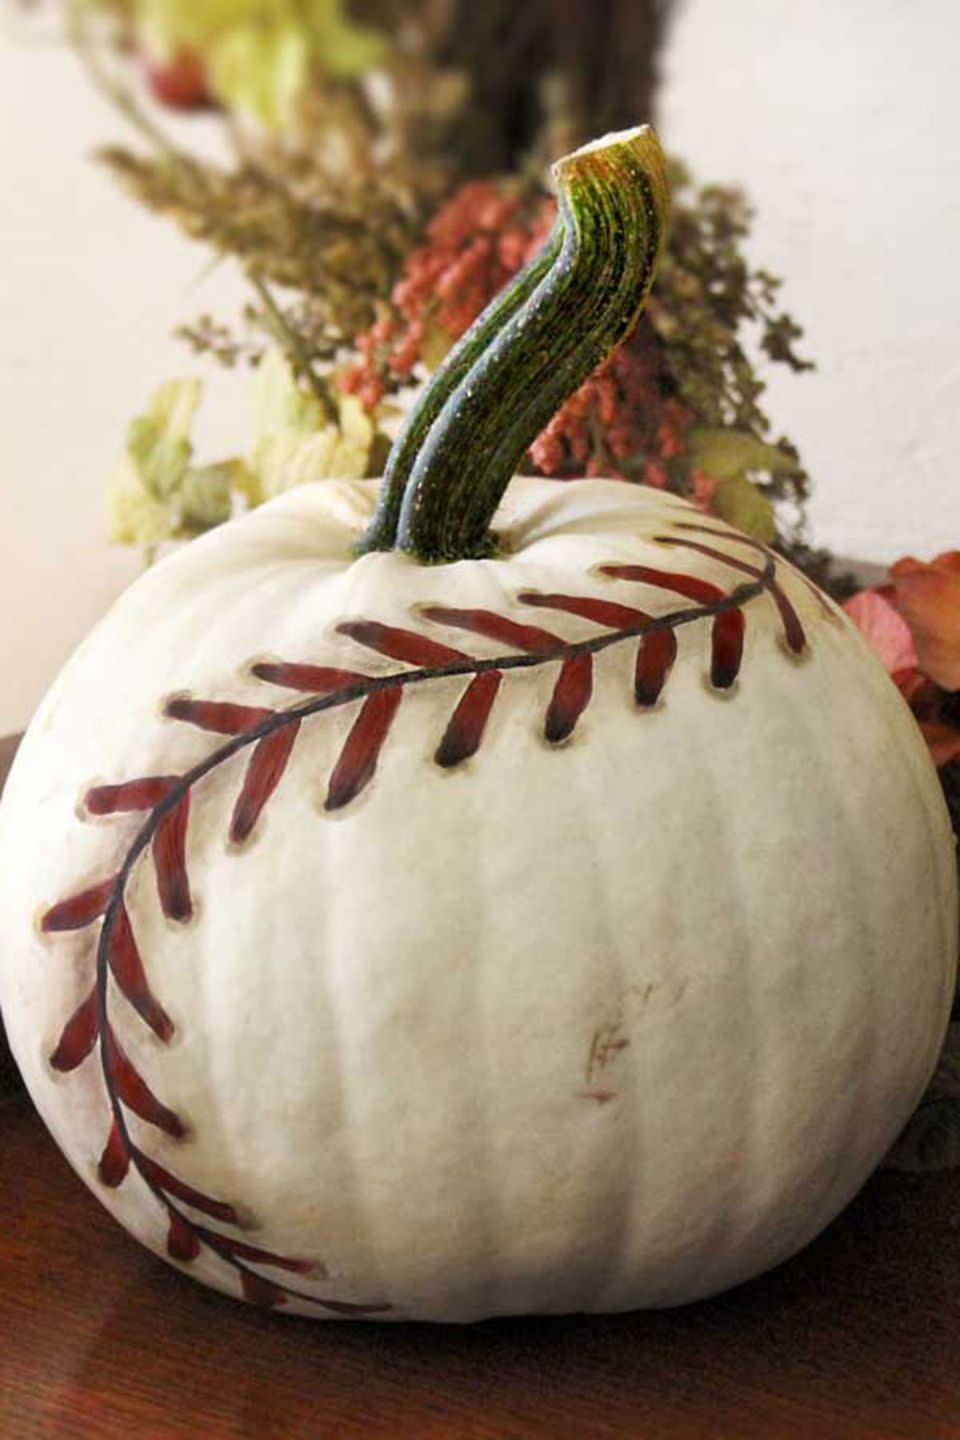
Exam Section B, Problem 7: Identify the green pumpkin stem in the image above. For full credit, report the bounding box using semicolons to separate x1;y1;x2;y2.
355;221;565;555
391;126;670;564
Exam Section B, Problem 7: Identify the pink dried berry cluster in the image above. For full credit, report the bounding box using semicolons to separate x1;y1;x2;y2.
342;179;714;503
341;181;554;413
529;329;682;486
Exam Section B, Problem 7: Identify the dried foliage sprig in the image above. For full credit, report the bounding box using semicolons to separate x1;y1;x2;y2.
95;139;420;374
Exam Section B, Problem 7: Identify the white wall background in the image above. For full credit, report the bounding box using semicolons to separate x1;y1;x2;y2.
661;0;960;559
2;0;960;734
1;37;248;736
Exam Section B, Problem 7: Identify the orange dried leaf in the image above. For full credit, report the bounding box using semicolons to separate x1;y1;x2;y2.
890;552;960;690
842;590;917;676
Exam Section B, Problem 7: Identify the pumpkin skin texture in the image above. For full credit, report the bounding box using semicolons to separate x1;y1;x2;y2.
0;477;955;1321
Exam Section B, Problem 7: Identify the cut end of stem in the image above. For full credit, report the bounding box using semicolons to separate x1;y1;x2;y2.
553;124;670;243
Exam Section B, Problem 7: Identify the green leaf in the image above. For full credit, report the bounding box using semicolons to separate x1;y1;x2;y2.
207;23;309;130
248;347;373;500
252;346;327;444
690;426;799;481
136;0;385;127
307;0;385;77
253;392;373;500
126;378;202;499
177;460;248;534
108;377;251;549
711;474;777;544
106;454;176;548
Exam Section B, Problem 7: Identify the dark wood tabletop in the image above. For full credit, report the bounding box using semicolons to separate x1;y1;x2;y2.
3;730;960;1439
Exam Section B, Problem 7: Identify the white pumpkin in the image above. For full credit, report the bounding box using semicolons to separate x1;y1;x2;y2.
0;126;955;1321
0;476;955;1319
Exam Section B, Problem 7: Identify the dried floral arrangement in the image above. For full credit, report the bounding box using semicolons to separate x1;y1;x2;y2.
63;0;816;562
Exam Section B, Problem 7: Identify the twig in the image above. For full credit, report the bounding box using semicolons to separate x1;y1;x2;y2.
246;272;339;423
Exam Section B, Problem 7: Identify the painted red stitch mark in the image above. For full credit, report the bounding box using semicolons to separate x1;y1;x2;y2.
230;723;300;843
675;520;837;622
164;697;274;735
41;877;116;932
422;606;595;741
98;1118;130;1187
579;1089;618;1104
153;795;192;921
709;611;746;690
421;606;563;655
135;1151;240;1225
108;900;174;1041
41;535;806;1311
49;989;99;1072
326;688;403;811
435;670;502;767
103;1025;185;1138
337;619;468;668
600;564;745;689
87;777;179;814
601;563;723;609
634;631;678;706
656;535;806;655
518;592;677;707
241;1271;293;1308
546;654;593;742
252;661;365;694
193;1228;315;1275
167;1209;202;1262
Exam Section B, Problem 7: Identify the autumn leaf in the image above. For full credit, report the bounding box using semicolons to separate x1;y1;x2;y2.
844;581;960;769
891;552;960;691
842;589;918;675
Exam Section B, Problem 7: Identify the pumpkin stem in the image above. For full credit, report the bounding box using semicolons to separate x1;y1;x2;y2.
390;125;670;564
355;221;565;555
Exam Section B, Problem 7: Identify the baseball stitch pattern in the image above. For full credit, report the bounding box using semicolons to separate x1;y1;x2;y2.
39;523;830;1312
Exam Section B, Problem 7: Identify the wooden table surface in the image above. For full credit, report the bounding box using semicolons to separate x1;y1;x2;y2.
3;728;960;1439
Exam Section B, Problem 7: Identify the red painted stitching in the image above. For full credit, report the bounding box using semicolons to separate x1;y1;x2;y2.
671;521;839;623
40;536;813;1312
